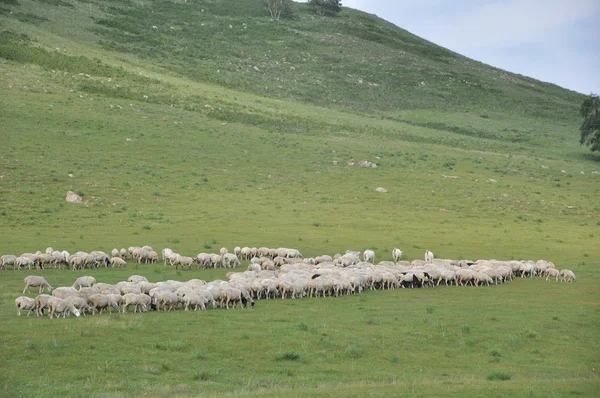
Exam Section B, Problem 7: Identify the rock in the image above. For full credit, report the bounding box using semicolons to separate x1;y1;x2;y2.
561;170;566;174
65;191;82;204
375;187;388;193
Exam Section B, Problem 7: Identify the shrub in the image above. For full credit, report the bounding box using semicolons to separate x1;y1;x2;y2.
487;372;512;381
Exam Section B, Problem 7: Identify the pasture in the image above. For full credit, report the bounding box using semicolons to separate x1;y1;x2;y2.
0;0;599;396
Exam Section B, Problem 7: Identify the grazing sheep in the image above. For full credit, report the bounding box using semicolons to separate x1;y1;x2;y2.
111;257;127;268
15;296;36;316
16;256;35;270
127;275;148;283
88;294;119;315
559;269;576;282
47;297;81;319
52;286;79;299
363;250;375;263
45;247;54;255
545;268;560;281
147;251;159;264
120;248;127;259
220;247;228;257
425;250;434;263
1;254;17;270
64;296;92;315
122;293;151;313
23;276;53;294
34;294;53;316
111;248;120;259
223;253;240;268
73;276;96;290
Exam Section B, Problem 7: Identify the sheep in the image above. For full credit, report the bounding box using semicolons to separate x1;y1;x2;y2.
222;253;240;268
1;254;17;270
559;269;576;282
147;251;159;264
88;294;114;315
240;247;251;260
425;250;434;263
52;286;79;299
35;253;52;269
314;255;332;264
120;248;127;259
248;263;261;272
176;256;194;270
47;297;81;319
111;248;120;259
73;276;96;290
15;296;36;316
234;246;241;258
23;276;53;294
45;247;54;255
64;296;92;315
219;247;228;257
155;290;181;311
111;257;127;268
77;286;101;302
391;248;403;262
545;268;560;281
106;294;122;309
127;275;149;283
51;251;66;268
122;293;151;313
183;293;206;311
34;294;53;316
195;253;212;269
16;256;35;270
363;250;375;263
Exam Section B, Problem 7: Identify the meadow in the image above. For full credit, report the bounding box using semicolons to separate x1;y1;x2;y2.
0;0;599;396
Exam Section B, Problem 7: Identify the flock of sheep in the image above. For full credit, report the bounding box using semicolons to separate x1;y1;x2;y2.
12;245;577;319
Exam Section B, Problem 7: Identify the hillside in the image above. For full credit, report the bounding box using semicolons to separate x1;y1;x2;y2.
0;1;599;397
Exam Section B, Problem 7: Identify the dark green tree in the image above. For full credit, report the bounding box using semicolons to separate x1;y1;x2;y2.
579;93;600;152
309;0;342;16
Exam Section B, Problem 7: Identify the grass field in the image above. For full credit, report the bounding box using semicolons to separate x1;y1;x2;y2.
0;0;599;396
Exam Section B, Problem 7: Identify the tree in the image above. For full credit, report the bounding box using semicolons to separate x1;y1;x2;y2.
579;93;600;152
309;0;342;17
264;0;291;20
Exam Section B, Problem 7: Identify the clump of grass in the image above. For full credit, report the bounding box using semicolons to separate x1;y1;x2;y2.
487;372;512;381
462;325;471;334
142;224;151;230
193;371;210;381
298;322;309;331
490;350;502;357
160;363;171;372
426;307;435;314
389;354;399;363
204;243;212;249
344;345;361;359
552;316;559;321
275;351;301;361
171;237;181;244
312;221;321;227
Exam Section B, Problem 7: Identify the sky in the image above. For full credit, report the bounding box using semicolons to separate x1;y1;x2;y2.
308;0;600;95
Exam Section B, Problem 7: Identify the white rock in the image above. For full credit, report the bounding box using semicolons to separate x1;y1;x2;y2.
375;187;388;193
65;191;82;204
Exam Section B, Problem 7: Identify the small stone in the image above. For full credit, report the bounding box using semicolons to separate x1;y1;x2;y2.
375;187;388;193
65;191;82;203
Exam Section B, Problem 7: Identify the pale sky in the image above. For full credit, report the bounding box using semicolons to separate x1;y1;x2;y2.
304;0;600;95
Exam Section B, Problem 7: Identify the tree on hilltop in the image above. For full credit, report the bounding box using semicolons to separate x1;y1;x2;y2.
309;0;342;16
579;93;600;152
264;0;292;20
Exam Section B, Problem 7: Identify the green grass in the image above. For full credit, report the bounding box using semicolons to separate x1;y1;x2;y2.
0;0;599;396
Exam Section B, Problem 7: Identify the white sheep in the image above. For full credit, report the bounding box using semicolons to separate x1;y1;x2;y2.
23;276;53;294
120;248;127;259
111;257;127;267
111;248;120;259
15;296;36;316
545;268;560;281
47;297;81;319
559;269;576;282
121;293;151;313
1;254;17;269
34;294;53;316
73;276;96;290
52;286;78;299
219;247;228;257
425;250;434;263
363;250;375;263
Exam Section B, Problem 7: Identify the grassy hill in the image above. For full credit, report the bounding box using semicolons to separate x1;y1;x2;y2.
0;0;599;396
